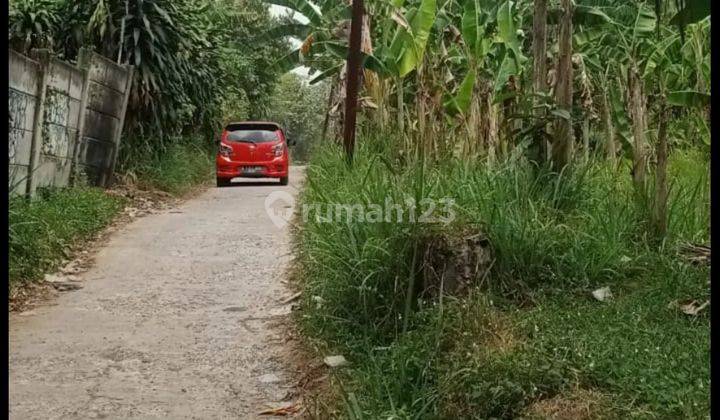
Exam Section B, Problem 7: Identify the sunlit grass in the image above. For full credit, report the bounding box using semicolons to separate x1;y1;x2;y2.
294;135;710;418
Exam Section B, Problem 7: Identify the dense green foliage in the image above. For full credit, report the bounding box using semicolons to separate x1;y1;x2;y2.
266;73;330;162
296;137;709;418
9;0;291;163
8;188;125;287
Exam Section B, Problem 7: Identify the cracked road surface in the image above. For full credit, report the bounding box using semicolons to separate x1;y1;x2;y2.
9;166;305;419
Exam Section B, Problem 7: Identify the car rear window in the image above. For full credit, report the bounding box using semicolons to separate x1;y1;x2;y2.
225;124;280;143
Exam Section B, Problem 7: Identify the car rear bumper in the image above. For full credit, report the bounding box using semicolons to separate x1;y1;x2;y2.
216;156;289;179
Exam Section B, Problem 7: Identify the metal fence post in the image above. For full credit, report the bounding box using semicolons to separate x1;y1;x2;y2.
25;49;51;197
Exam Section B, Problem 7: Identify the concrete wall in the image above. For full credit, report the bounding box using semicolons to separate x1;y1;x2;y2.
7;48;133;196
8;50;40;194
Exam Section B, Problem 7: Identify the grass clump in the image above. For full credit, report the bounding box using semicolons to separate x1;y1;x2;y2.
122;138;214;196
293;135;709;418
9;187;125;288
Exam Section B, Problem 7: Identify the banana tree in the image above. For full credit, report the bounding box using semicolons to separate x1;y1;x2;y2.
259;0;385;141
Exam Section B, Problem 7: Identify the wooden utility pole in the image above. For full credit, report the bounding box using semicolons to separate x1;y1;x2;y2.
552;0;573;170
342;0;364;164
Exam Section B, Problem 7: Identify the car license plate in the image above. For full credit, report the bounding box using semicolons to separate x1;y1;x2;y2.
242;166;263;174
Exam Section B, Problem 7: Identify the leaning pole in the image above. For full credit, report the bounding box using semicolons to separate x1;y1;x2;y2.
342;0;364;164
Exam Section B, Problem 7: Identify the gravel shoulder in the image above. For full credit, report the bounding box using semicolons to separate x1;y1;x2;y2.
10;166;306;419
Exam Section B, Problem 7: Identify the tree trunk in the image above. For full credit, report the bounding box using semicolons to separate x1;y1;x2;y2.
330;64;348;143
532;0;548;160
628;61;648;190
552;0;573;170
653;96;669;237
469;91;482;157
329;4;375;145
601;84;616;164
397;76;405;135
582;116;590;162
321;76;337;142
487;96;498;164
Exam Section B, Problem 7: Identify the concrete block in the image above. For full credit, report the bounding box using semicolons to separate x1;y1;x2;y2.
9;164;29;195
67;97;81;129
88;59;106;83
33;158;56;189
82;109;119;141
44;89;70;125
48;60;72;94
77;136;113;168
69;68;84;100
8;128;33;165
23;96;37;131
41;123;71;158
9;89;32;130
9;51;40;94
76;163;102;186
104;63;128;92
87;82;125;117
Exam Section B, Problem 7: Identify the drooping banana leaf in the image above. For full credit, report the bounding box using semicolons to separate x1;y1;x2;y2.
632;4;657;38
667;90;710;108
309;64;342;85
398;0;437;77
669;0;710;28
642;33;680;78
256;23;311;43
493;48;518;93
272;47;304;73
548;5;613;26
496;1;525;65
462;0;486;60
444;69;476;115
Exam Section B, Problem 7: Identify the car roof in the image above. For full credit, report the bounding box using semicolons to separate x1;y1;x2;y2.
226;121;283;129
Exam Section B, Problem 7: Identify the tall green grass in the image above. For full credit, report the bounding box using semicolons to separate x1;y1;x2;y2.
9;187;125;288
121;137;214;195
294;135;709;418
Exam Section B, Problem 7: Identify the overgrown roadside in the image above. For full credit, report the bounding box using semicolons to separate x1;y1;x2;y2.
9;141;214;311
291;138;710;419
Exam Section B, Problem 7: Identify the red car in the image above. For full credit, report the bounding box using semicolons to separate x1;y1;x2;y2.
216;121;294;187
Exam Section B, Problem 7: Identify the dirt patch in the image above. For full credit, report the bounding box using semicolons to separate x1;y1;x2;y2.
522;388;611;420
276;248;344;419
447;293;522;356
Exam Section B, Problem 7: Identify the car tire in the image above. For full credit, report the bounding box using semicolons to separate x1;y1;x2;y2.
279;176;289;186
217;178;230;187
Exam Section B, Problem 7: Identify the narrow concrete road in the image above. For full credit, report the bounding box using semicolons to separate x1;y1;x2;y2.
10;166;305;419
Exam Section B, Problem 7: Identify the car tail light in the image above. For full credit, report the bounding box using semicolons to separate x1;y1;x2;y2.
273;144;284;157
219;142;233;157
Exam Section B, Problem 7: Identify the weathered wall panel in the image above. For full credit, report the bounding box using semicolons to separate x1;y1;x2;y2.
8;48;133;195
8;51;41;195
